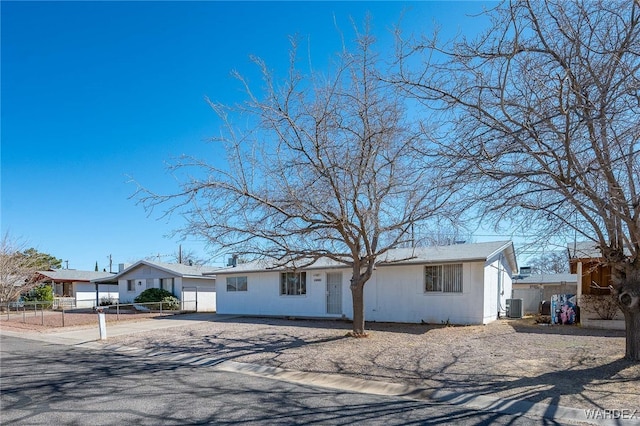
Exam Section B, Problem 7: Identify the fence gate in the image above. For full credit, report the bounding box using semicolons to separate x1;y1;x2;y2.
181;287;197;311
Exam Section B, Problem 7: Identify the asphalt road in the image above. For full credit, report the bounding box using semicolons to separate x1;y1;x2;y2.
1;335;551;425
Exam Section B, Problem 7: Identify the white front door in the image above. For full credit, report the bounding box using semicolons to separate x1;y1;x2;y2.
326;273;342;315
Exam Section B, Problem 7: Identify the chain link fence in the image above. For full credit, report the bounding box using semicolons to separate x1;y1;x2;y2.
0;300;183;328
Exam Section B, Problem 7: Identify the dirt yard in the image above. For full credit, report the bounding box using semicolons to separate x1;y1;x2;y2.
101;315;640;412
3;313;638;412
0;308;177;330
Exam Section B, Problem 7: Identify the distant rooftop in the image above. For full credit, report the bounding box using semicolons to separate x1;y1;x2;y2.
92;259;219;283
37;269;115;282
568;241;632;259
513;273;577;285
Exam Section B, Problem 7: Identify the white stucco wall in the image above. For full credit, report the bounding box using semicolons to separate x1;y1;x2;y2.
364;262;487;324
217;270;347;317
217;260;509;325
74;283;119;308
114;266;216;312
118;277;160;303
483;254;514;322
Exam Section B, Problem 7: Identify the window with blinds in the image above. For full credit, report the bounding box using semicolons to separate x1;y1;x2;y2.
425;264;463;293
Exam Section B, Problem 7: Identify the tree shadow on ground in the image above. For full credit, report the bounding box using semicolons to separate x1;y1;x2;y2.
119;325;350;368
506;317;625;338
95;314;637;419
210;314;449;336
432;356;638;419
2;335;527;425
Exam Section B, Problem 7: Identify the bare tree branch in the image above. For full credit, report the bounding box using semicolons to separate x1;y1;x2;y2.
395;0;640;359
134;23;456;335
0;233;44;307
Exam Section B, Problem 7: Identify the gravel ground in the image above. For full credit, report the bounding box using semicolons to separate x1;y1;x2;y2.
0;309;178;330
96;315;639;412
3;312;637;411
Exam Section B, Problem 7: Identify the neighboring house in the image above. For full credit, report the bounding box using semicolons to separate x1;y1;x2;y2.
512;273;578;314
568;241;614;296
92;260;218;312
513;273;578;300
568;242;626;330
35;269;118;308
215;241;517;325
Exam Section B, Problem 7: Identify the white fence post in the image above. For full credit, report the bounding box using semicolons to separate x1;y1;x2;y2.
97;309;107;340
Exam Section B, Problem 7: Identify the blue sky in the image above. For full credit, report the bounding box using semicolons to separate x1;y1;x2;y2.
2;1;498;270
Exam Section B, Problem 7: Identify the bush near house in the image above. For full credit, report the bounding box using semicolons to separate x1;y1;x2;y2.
580;294;619;320
23;284;53;308
99;296;116;306
134;288;180;310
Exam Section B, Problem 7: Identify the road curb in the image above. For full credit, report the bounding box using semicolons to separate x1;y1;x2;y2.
216;360;638;426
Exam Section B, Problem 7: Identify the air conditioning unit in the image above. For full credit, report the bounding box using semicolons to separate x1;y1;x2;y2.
506;298;524;318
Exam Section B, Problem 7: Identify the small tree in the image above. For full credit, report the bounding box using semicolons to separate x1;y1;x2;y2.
23;284;54;308
0;234;42;306
21;247;62;270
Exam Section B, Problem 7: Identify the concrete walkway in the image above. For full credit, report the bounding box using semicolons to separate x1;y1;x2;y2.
1;314;636;426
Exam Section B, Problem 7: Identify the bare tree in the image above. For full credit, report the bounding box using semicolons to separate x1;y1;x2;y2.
145;247;205;266
527;251;569;275
0;233;42;307
395;0;640;359
415;223;473;247
137;25;454;336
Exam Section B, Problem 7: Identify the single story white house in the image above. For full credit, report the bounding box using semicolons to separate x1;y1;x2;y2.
36;269;118;308
214;241;517;325
92;260;218;312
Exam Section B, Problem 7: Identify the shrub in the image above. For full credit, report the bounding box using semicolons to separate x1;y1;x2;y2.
134;288;174;303
99;296;116;306
160;296;180;310
23;284;53;308
134;288;180;310
580;294;619;320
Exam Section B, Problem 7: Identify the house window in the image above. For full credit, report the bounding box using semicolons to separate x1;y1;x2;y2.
226;276;247;292
280;272;306;296
127;280;135;292
161;278;174;294
425;264;463;293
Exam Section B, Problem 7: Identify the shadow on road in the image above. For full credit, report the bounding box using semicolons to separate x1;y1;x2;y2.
1;335;517;425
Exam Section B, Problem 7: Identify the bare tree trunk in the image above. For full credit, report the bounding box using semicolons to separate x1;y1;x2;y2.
617;274;640;361
621;309;640;361
350;280;366;337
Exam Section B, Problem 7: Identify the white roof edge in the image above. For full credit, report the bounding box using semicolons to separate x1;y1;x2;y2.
486;241;518;272
214;241;518;274
91;259;217;283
